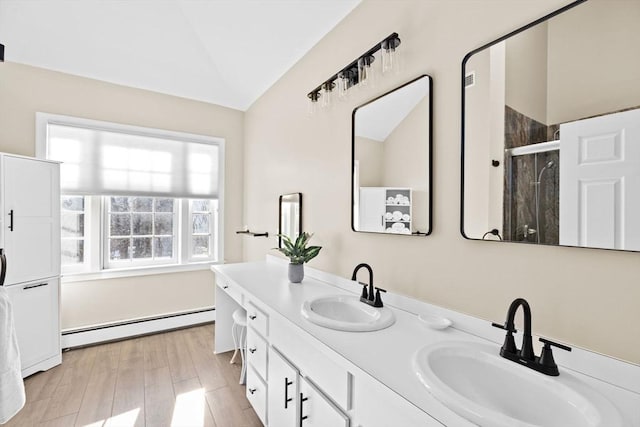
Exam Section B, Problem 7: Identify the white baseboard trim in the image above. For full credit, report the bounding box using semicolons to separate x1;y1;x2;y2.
61;309;216;349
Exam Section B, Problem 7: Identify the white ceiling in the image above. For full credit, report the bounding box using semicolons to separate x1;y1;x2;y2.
355;77;430;142
0;0;360;111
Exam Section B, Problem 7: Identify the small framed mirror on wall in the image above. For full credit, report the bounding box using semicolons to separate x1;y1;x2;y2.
352;75;433;236
279;193;302;248
461;0;640;252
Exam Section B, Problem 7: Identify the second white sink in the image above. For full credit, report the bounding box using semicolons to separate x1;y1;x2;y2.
413;340;623;427
301;295;395;332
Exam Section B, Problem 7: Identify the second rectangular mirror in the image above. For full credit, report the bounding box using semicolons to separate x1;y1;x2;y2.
351;75;432;236
279;193;302;248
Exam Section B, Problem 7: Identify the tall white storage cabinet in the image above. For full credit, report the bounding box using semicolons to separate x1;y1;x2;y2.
1;154;61;378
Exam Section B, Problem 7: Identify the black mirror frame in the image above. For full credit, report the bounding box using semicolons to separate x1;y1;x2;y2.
460;0;586;242
351;74;434;236
278;192;303;249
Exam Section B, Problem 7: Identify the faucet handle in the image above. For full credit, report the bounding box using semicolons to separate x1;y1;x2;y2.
491;322;516;333
539;337;572;352
373;287;386;307
538;338;571;376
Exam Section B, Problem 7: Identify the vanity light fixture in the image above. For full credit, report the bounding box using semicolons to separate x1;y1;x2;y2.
307;33;401;113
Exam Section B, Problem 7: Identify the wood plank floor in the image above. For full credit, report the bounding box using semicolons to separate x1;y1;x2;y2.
5;324;261;427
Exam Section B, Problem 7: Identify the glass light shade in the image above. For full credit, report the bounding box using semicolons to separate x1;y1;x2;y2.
358;56;376;87
381;37;402;75
308;91;320;115
321;82;335;109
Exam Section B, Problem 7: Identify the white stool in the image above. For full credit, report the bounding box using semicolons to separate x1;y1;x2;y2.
230;308;247;384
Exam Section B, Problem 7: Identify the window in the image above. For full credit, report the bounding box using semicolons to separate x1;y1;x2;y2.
37;113;224;277
61;196;86;268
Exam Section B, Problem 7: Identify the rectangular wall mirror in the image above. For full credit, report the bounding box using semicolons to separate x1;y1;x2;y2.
352;75;433;236
462;0;640;251
279;193;302;248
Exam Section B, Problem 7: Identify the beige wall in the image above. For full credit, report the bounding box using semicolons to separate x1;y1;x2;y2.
243;0;640;364
354;136;383;187
505;22;549;124
547;1;640;124
382;98;430;232
0;63;244;329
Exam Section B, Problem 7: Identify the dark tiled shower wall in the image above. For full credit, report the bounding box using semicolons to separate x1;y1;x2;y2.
503;106;559;244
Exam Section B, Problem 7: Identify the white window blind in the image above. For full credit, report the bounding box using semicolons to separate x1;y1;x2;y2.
46;123;221;199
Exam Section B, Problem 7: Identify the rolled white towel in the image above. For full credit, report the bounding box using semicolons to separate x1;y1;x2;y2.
402;214;411;221
386;197;395;204
0;287;25;424
392;222;405;230
385;212;393;220
385;228;393;233
392;211;403;221
401;228;411;234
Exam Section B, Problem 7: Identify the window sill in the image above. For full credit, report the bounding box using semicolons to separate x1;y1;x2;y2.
61;261;221;283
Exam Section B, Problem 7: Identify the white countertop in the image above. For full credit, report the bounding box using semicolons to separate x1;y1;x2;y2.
212;258;640;426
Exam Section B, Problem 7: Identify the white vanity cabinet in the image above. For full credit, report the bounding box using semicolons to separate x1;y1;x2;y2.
268;347;349;427
245;301;270;425
5;278;60;377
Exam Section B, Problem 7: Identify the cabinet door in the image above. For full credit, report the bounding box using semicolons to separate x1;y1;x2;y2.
299;377;349;427
6;279;60;372
358;188;385;232
3;156;60;284
268;347;299;427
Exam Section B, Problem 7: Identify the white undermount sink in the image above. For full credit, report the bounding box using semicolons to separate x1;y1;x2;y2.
413;341;623;427
301;295;395;332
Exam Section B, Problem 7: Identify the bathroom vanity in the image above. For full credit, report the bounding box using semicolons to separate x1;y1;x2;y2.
212;257;640;426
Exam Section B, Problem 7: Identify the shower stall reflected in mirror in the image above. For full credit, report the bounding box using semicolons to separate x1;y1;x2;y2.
504;141;559;244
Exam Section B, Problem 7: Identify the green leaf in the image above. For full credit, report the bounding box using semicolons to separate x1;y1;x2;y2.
303;246;322;263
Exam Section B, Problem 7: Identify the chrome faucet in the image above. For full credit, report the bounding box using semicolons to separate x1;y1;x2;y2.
492;298;571;376
351;263;386;308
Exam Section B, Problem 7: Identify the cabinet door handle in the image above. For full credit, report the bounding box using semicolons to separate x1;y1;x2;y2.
299;393;309;425
249;348;256;354
8;209;13;231
249;314;257;320
248;388;256;394
223;285;229;289
284;377;293;409
23;283;48;290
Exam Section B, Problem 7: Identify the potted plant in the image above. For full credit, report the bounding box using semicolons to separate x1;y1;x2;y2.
276;232;322;283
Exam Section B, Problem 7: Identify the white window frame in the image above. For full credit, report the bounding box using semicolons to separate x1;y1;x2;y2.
36;113;225;280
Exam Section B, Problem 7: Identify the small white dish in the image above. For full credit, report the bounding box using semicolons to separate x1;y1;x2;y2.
418;313;452;330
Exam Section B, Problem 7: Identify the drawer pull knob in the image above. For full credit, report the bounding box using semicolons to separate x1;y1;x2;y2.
248;388;256;394
249;348;257;354
249;315;257;320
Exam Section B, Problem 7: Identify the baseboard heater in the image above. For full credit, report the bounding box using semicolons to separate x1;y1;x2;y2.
61;307;216;349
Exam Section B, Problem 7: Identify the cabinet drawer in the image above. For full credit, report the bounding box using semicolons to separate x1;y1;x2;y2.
247;327;268;380
246;301;268;338
246;366;267;425
217;277;243;306
271;315;352;411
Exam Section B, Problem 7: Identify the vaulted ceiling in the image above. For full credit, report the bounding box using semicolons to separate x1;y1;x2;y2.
0;0;360;110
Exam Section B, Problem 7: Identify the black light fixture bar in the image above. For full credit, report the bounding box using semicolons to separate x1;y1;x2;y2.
307;32;400;100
